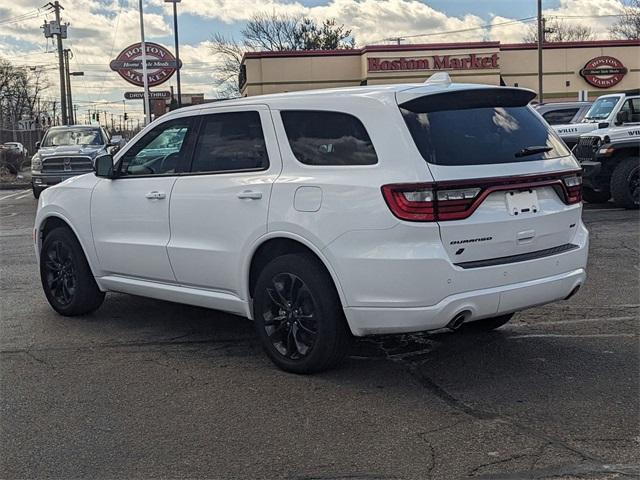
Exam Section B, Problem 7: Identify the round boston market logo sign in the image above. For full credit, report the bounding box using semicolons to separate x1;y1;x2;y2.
109;42;181;87
579;56;627;88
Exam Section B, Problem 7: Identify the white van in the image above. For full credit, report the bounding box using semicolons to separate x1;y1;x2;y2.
34;75;588;373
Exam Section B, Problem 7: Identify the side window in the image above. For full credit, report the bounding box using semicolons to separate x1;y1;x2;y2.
542;108;579;125
620;98;640;122
190;111;268;173
280;110;378;165
120;118;194;176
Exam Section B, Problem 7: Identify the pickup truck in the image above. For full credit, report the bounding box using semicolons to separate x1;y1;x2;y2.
553;89;640;149
30;125;117;198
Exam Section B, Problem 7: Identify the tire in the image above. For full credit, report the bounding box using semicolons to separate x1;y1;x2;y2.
40;226;105;316
461;313;514;332
582;187;610;204
253;253;351;374
32;185;42;199
610;157;640;209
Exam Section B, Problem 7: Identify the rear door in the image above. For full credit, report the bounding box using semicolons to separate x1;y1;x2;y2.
397;87;583;266
167;106;281;297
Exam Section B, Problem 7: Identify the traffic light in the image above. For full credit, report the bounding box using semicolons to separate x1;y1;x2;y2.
124;113;128;121
96;112;100;122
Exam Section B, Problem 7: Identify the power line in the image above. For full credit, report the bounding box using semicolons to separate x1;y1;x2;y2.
371;16;537;44
0;5;52;26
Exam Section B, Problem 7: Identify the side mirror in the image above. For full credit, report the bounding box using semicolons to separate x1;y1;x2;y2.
615;111;629;125
94;154;115;178
35;141;40;150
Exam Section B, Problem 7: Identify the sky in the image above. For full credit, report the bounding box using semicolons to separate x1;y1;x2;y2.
0;0;631;123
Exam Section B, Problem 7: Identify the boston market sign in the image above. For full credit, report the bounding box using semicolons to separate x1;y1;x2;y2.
580;56;627;88
110;42;181;87
368;53;499;72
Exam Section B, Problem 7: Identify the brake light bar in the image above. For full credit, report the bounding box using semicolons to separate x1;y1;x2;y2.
382;170;582;222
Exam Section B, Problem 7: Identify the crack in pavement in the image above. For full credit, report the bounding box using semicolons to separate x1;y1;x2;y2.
470;462;640;479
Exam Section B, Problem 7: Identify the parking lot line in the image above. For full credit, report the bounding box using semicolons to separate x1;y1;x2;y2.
511;333;636;339
15;193;32;200
513;316;636;327
0;190;29;201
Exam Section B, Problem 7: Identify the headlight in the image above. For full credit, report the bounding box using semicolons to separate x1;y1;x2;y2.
31;157;42;172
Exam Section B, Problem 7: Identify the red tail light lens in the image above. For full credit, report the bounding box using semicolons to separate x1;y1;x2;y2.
381;184;435;221
562;174;582;204
382;170;582;222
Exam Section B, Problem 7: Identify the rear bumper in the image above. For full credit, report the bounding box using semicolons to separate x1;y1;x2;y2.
344;267;585;336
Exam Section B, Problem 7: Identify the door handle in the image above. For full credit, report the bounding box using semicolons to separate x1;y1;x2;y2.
237;190;262;200
145;191;166;200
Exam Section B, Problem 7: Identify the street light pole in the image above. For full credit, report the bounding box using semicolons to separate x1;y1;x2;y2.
165;0;182;108
138;0;151;125
537;0;544;104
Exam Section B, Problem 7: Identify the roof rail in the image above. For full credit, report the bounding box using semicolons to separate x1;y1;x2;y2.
623;89;640;96
424;72;452;86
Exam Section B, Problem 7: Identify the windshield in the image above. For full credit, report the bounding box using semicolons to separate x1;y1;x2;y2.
400;90;569;166
583;96;621;121
42;128;104;147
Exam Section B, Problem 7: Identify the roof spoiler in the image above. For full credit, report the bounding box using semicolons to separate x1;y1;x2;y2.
398;87;537;113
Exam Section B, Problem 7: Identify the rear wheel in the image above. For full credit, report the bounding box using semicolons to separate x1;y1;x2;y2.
253;253;350;374
582;187;610;204
40;227;105;316
462;313;514;332
610;157;640;209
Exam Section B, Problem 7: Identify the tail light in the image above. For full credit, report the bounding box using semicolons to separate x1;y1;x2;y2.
562;174;582;204
382;171;582;222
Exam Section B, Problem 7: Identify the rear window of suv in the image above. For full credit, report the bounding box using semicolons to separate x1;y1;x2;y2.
280;110;378;165
400;88;570;166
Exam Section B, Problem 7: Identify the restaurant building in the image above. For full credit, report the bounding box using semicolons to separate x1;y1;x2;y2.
239;39;639;101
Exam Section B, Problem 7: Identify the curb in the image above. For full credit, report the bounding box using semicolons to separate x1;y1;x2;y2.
0;183;30;190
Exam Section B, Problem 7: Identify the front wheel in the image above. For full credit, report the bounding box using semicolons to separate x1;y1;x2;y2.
40;227;105;316
253;253;351;374
610;157;640;209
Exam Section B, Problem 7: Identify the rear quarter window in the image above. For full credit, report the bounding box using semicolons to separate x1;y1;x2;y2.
280;110;378;166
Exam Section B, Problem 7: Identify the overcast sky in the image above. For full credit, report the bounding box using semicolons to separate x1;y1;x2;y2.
0;0;630;122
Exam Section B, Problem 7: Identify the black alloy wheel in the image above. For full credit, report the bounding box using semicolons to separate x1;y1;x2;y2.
263;272;319;360
254;253;350;374
40;227;105;316
43;240;77;307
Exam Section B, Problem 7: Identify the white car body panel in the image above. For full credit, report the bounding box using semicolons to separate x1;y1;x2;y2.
35;81;589;336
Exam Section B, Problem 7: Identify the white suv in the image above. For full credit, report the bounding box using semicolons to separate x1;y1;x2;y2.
34;76;588;373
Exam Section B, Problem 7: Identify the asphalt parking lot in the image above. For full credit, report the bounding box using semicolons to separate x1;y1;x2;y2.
0;188;638;480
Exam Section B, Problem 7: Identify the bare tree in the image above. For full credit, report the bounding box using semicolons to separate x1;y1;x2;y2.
523;19;595;42
610;0;640;39
210;13;355;97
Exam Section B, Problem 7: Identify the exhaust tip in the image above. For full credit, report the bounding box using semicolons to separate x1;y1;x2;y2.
564;285;581;300
447;311;469;331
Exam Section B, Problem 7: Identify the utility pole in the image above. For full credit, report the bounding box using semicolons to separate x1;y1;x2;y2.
48;1;68;125
537;0;544;104
138;0;151;125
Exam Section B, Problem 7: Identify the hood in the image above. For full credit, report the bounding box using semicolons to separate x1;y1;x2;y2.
36;145;106;159
579;124;640;142
552;122;601;138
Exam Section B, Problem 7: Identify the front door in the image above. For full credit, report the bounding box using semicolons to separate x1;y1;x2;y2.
167;106;281;297
91;115;197;282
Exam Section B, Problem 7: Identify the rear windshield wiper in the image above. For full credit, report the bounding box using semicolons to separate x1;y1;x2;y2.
515;146;553;158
